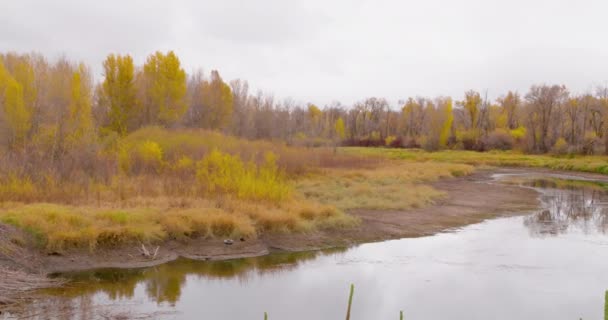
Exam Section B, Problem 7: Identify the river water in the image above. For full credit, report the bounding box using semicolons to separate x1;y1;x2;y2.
9;174;608;319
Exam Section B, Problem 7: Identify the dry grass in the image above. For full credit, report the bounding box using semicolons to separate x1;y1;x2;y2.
296;162;474;210
0;266;64;309
1;131;478;253
0;198;357;252
343;147;608;175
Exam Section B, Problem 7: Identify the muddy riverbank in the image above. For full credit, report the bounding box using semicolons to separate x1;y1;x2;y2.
1;168;545;274
4;167;607;306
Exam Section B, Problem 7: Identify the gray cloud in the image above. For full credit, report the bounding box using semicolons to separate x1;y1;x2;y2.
1;0;608;106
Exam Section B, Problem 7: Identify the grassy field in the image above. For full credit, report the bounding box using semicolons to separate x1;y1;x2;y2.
9;137;608;253
296;162;472;210
342;147;608;175
0;129;472;252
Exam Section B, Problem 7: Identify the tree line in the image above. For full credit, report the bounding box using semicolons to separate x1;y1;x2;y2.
1;51;608;157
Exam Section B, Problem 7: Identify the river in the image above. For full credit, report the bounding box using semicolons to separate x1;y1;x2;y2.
7;173;608;319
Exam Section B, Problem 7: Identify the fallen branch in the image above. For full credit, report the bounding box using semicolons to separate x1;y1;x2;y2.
137;243;160;260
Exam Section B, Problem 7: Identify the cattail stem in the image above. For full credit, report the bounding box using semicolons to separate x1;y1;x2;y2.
345;283;354;320
604;290;607;320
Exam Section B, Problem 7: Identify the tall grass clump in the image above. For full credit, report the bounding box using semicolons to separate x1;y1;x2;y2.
0;198;357;252
0;204;165;251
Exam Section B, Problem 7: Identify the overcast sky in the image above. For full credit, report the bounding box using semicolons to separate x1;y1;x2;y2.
1;0;608;107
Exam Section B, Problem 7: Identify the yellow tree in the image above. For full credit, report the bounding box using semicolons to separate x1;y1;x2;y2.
9;56;37;122
460;90;482;129
0;58;31;146
143;51;187;125
334;117;346;139
308;104;322;136
65;64;94;148
401;97;425;138
497;91;520;129
200;70;234;129
439;98;453;147
102;53;137;135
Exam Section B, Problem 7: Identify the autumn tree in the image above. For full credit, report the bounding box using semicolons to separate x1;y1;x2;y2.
101;54;137;135
497;91;520;130
199;70;233;130
334;117;345;140
525;84;568;153
400;97;426;145
142;51;187;125
460;90;482;130
307;104;322;137
596;86;608;154
229;79;251;137
65;64;94;148
419;98;453;150
439;98;454;147
0;57;32;147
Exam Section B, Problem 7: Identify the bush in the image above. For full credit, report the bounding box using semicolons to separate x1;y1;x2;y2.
582;132;599;155
196;149;291;202
509;126;527;141
342;138;384;147
551;137;569;155
384;135;397;147
421;135;440;151
173;155;195;176
136;141;164;172
484;129;514;151
456;129;481;151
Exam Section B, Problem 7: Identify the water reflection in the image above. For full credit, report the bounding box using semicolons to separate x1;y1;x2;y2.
44;248;346;306
9;175;608;320
518;178;608;236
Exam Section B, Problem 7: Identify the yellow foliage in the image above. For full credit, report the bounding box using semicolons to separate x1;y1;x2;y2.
0;175;36;202
308;104;322;119
200;70;234;129
509;126;527;140
551;137;569;155
65;64;94;148
102;54;137;135
439;98;453;147
384;135;396;146
174;155;195;172
196;149;291;202
334;117;346;139
143;51;187;124
0;58;32;143
138;140;163;166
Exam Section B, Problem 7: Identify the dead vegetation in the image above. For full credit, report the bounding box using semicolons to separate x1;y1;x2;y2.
0;267;64;312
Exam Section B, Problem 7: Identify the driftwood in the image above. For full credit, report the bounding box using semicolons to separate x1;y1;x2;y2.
138;243;160;260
